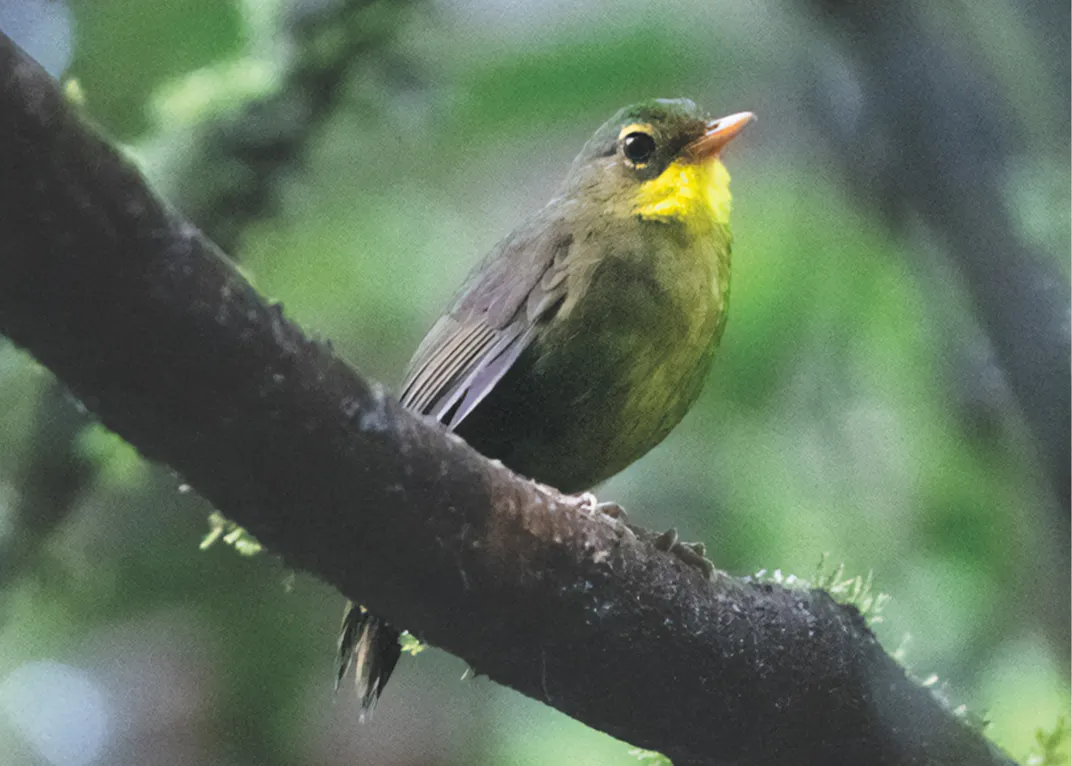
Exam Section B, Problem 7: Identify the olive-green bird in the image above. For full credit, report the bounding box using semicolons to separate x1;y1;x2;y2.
338;98;753;716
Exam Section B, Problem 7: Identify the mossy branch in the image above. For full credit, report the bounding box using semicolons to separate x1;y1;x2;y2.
0;30;1017;766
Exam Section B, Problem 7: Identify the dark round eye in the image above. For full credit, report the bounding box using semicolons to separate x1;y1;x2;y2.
622;131;656;164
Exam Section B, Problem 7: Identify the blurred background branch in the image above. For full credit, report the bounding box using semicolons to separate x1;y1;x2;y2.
805;0;1070;515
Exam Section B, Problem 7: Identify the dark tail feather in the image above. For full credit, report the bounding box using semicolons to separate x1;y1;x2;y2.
337;602;402;721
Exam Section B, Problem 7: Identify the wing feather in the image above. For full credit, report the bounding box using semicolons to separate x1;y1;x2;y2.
441;322;534;427
398;213;573;425
400;319;496;413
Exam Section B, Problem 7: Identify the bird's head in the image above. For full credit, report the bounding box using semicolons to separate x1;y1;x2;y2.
565;99;753;231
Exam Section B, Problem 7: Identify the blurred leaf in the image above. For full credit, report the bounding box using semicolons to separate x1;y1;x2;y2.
74;423;148;489
456;25;714;136
1027;716;1070;766
68;0;244;137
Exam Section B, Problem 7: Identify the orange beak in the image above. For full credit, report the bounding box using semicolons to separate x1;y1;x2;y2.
686;111;755;162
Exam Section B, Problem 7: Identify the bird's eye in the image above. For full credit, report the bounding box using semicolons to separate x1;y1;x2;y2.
622;131;656;165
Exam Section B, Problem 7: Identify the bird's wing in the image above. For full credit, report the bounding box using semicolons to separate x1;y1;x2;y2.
399;214;573;427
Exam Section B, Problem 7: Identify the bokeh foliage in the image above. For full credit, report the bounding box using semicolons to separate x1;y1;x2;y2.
0;1;1068;764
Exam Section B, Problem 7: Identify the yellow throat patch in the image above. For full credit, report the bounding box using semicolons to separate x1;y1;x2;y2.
634;159;732;229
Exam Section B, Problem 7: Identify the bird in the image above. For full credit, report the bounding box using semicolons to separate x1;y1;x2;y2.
337;98;753;717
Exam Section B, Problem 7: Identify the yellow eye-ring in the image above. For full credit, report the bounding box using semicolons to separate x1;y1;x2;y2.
618;123;656;165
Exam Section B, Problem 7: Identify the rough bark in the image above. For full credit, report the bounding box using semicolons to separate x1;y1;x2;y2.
0;31;1016;766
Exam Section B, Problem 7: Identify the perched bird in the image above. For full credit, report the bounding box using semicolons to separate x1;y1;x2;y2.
338;98;753;716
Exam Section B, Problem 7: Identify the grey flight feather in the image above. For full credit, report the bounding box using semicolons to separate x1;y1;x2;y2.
398;211;573;424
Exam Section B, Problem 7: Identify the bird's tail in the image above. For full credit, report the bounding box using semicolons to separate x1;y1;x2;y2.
336;602;402;721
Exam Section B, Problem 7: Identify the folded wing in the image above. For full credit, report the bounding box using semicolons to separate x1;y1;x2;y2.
400;214;573;427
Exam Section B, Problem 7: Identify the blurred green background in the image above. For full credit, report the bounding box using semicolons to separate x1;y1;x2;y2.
0;0;1068;764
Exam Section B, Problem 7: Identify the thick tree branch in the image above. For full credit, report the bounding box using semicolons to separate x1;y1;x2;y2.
1;0;421;591
0;32;1016;766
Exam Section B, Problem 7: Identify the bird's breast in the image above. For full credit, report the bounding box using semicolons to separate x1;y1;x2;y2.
518;224;731;488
